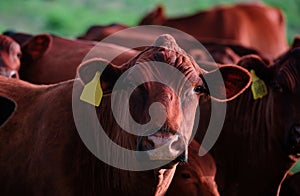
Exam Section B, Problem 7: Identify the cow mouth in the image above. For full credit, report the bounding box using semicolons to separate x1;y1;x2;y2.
137;128;188;164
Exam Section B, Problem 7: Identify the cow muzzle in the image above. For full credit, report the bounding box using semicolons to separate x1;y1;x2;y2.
137;130;188;163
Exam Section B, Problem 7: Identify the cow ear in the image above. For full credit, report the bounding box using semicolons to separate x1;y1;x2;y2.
203;65;252;102
0;96;16;127
77;58;122;94
292;36;300;49
237;54;273;82
22;34;52;60
139;5;165;25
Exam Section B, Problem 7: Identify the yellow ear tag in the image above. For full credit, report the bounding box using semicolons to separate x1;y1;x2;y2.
250;69;268;100
80;71;103;106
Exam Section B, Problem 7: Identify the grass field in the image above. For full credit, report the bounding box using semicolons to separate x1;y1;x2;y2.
0;0;300;172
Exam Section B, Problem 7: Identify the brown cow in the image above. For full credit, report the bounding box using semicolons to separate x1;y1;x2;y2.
19;33;138;84
0;35;21;78
139;3;288;57
196;51;300;195
0;35;251;195
167;140;220;196
77;23;128;41
280;172;300;196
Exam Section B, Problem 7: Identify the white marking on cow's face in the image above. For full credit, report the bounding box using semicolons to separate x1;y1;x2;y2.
0;41;21;78
147;134;180;160
9;43;22;71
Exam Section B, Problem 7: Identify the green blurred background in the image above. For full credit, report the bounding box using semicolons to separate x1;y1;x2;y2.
0;0;299;43
0;0;299;172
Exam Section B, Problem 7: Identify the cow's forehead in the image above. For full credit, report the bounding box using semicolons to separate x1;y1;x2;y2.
0;35;16;52
10;42;21;52
122;35;203;85
274;48;300;72
125;46;202;87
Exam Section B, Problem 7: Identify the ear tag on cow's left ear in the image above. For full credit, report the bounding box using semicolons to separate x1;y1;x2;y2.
250;69;268;100
80;71;103;106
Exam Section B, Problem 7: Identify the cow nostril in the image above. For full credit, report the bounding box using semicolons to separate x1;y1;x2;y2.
9;71;19;79
137;136;155;151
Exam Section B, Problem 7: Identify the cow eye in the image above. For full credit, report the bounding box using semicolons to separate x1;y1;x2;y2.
16;53;22;59
271;81;283;92
194;85;205;94
181;173;191;179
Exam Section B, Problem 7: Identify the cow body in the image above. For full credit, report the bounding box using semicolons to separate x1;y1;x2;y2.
140;3;288;57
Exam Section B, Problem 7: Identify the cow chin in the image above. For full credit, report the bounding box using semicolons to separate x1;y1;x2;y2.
137;130;188;167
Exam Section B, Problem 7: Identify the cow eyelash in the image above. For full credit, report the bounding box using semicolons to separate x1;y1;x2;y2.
194;85;207;94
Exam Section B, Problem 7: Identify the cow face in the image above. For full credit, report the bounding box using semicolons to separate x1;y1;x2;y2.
78;34;251;166
238;52;300;156
0;35;21;78
273;49;300;156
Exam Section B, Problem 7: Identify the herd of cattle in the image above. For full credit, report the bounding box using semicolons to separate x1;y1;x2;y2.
0;2;300;196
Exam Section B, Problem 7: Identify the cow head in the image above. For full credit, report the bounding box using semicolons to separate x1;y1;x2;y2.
166;140;220;196
77;34;251;166
0;35;21;78
273;49;300;157
239;52;300;157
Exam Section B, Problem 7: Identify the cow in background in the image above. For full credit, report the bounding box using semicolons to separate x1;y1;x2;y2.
19;34;138;84
196;50;300;195
77;23;128;41
139;3;288;57
77;24;272;66
3;31;33;46
167;140;220;196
